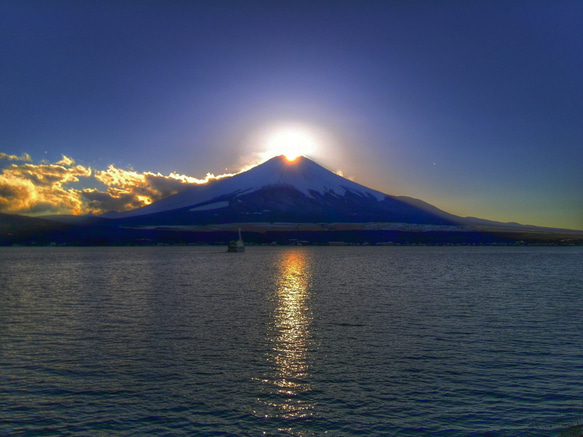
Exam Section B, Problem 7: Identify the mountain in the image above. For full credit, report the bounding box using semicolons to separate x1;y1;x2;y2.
105;155;459;226
3;156;581;246
0;212;75;243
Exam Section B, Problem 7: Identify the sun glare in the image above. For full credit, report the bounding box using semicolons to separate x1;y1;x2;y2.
266;129;316;161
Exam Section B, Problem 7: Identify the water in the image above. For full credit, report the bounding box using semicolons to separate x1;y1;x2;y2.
1;246;582;436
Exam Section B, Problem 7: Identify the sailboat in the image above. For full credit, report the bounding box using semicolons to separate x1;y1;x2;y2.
228;227;245;252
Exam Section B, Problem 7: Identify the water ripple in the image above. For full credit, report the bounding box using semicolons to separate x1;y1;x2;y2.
0;246;581;436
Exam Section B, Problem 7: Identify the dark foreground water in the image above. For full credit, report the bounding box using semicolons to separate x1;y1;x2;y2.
1;246;582;436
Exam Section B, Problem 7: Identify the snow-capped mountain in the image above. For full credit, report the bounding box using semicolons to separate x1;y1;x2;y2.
9;155;581;246
106;155;459;226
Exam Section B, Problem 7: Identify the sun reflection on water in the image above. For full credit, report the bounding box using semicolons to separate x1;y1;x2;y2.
261;249;315;421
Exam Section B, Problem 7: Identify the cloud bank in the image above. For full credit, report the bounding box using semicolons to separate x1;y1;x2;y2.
0;154;230;216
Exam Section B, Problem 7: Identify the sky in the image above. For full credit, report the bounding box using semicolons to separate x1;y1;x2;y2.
1;0;582;230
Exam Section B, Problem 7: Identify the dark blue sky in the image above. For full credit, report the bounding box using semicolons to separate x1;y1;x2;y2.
1;0;582;229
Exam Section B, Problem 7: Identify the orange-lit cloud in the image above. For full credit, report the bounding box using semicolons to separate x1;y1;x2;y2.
0;155;91;215
84;166;232;214
0;152;32;162
0;154;235;216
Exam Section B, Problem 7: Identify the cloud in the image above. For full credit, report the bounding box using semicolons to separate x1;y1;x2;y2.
0;154;235;216
83;166;216;214
0;156;91;215
56;155;75;166
0;152;31;162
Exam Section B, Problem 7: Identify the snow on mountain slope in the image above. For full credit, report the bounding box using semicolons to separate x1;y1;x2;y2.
227;155;387;200
107;155;388;218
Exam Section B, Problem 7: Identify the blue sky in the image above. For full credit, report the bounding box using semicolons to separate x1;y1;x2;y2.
1;0;582;229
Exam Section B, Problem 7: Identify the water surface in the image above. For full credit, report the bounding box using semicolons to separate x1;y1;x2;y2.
1;246;581;435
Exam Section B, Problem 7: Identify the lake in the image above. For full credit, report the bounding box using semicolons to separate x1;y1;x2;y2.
1;246;582;436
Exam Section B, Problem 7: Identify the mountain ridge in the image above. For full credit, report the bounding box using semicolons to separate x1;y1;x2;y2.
2;155;582;245
96;155;579;232
101;155;460;227
104;155;388;219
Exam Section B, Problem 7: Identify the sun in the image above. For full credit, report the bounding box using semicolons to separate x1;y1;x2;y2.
265;129;317;161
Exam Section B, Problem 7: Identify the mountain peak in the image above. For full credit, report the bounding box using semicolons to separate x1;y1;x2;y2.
256;154;315;168
107;154;387;218
232;154;385;200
